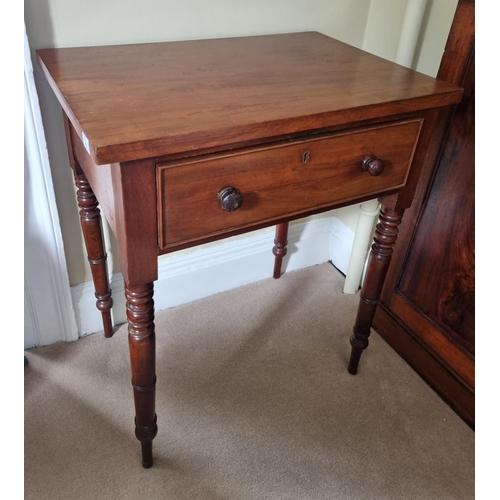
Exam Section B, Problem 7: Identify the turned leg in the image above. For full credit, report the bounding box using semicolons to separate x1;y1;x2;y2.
348;205;404;374
126;282;158;468
74;171;114;337
273;222;289;279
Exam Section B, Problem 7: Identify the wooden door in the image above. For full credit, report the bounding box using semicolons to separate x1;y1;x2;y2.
373;0;475;427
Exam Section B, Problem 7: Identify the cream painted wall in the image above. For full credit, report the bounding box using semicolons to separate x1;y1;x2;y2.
24;0;458;286
363;0;409;60
413;0;459;77
363;0;458;77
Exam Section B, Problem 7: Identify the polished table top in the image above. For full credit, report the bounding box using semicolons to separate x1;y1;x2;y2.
37;32;462;166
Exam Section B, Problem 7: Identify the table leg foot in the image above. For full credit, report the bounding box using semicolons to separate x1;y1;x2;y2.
348;204;404;374
347;346;363;375
273;222;289;279
140;441;154;468
141;441;153;469
126;282;158;468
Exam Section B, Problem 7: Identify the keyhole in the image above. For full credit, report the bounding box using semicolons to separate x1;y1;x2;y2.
302;149;310;164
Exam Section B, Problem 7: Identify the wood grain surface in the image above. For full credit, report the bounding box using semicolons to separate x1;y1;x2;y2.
374;0;475;426
157;119;422;248
36;32;462;165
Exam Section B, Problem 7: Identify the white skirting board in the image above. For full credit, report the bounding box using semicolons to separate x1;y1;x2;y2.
71;216;354;337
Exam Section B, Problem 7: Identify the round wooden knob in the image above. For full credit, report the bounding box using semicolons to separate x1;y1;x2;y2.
361;155;385;176
218;187;243;212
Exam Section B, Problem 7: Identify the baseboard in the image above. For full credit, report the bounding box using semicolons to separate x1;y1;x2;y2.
71;216;354;337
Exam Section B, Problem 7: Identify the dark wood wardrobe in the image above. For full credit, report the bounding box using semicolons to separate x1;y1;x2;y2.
373;0;475;427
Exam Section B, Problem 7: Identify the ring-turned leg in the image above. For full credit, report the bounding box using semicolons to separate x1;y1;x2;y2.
126;282;158;468
74;171;114;337
348;205;404;374
273;222;289;279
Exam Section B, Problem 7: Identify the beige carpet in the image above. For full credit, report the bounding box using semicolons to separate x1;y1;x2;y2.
24;263;474;500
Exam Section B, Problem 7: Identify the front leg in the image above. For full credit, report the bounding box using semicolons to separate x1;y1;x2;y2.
125;282;158;468
348;204;404;374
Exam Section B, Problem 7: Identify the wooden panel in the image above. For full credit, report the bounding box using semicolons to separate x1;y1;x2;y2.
158;119;422;248
398;51;475;354
373;0;475;427
110;158;159;286
36;32;462;165
374;306;475;426
389;294;474;389
68;120;117;236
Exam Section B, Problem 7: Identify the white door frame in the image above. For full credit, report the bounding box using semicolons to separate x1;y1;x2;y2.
24;25;78;349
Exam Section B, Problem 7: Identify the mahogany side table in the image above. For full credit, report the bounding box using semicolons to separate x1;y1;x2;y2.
36;32;462;468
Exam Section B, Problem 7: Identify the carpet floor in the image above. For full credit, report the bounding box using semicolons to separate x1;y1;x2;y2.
24;263;474;499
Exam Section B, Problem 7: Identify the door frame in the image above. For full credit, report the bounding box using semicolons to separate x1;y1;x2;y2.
24;25;78;349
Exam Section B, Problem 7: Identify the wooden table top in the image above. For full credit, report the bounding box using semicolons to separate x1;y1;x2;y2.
37;31;462;165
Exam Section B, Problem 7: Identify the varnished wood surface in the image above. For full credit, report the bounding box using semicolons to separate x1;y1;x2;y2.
158;119;422;248
73;170;114;338
125;282;157;468
348;205;404;374
111;158;158;286
372;308;475;426
398;51;474;353
273;223;289;279
36;32;462;165
373;0;475;426
437;1;475;87
65;115;117;236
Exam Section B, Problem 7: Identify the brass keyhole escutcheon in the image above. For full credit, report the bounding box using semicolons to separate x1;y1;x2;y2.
302;149;310;164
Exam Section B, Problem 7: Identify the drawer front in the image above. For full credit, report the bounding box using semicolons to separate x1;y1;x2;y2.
157;119;422;249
